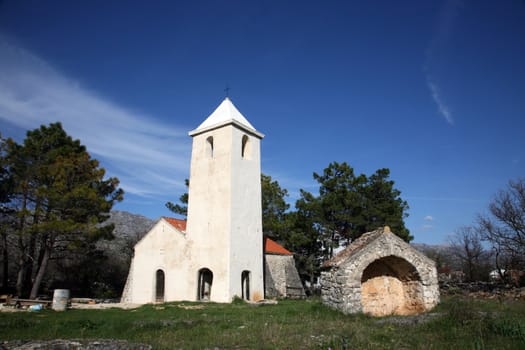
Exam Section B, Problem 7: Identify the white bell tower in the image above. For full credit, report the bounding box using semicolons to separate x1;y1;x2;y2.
186;98;265;302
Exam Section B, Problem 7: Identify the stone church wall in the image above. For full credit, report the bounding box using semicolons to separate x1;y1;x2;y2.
265;255;305;298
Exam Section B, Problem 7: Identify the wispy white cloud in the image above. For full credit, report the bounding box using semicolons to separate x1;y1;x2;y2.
425;0;463;61
426;77;454;125
421;224;433;231
407;195;480;203
0;36;191;197
420;216;434;232
424;0;462;126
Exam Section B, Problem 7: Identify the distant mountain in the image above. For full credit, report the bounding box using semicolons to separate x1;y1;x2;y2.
105;210;156;240
412;243;453;255
97;211;157;265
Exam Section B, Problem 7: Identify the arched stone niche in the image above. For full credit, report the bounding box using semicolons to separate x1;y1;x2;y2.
360;256;425;316
321;227;439;316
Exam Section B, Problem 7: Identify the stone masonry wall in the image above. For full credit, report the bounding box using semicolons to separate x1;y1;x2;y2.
265;255;305;298
264;256;283;298
321;229;440;316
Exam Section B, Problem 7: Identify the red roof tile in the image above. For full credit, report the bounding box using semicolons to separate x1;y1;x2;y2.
264;237;292;255
160;219;292;255
163;217;187;232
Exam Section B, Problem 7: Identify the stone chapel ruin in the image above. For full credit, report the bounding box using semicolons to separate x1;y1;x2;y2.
321;226;439;316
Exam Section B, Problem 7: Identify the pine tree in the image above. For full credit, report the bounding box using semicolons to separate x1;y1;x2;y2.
5;123;123;298
165;179;189;218
302;162;411;259
261;174;290;241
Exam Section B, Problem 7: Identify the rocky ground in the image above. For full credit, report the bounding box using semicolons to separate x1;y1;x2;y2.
0;340;152;350
0;301;141;313
440;281;525;300
69;302;141;310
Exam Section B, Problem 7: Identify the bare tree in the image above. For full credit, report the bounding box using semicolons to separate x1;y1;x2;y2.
478;179;525;276
449;226;488;281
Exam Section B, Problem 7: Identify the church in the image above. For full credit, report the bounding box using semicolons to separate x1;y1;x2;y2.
121;98;304;304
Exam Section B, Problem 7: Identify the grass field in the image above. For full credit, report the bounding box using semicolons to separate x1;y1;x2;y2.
1;296;524;349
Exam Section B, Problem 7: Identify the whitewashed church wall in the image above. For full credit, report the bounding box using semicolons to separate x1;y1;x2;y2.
229;126;264;301
186;126;235;302
129;220;193;303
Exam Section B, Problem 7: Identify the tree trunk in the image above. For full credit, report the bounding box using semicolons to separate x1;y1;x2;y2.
308;263;316;296
34;240;47;280
1;231;7;290
23;233;37;293
15;191;29;297
29;246;50;299
15;256;25;297
329;231;336;258
25;206;42;291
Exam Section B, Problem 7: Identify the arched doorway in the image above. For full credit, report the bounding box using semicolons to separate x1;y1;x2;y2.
197;268;213;301
155;269;165;303
360;256;424;316
241;270;251;300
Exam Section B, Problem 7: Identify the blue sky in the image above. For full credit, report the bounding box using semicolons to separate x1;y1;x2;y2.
0;1;523;244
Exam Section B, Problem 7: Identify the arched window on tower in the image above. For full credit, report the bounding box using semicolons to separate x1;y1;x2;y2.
206;136;214;158
241;135;251;159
